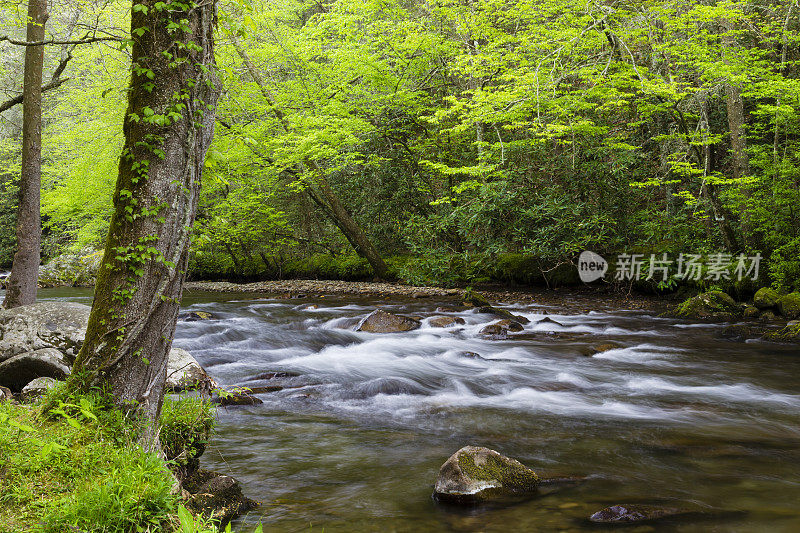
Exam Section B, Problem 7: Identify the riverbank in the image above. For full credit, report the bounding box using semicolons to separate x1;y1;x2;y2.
184;279;671;313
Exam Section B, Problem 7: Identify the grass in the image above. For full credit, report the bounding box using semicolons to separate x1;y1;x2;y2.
0;385;236;533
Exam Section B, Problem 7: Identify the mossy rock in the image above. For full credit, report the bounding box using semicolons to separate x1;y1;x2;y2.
433;446;539;504
671;291;741;320
777;292;800;319
753;287;781;310
762;324;800;343
743;306;760;319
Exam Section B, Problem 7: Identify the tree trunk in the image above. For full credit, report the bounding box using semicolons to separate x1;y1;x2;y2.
226;30;388;278
3;0;48;309
70;0;220;441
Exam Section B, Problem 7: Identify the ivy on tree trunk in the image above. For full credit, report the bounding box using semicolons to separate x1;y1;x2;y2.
70;0;220;442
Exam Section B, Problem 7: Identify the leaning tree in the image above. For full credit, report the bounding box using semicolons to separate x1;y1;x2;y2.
70;0;220;444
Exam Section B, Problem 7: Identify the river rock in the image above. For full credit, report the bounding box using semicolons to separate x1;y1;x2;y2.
0;385;12;402
184;469;257;526
743;305;760;319
479;324;508;339
762;323;800;342
581;341;623;356
753;287;780;310
356;309;420;333
535;316;564;327
433;446;539;504
178;311;214;321
429;316;466;328
0;301;91;362
477;306;530;324
759;310;778;322
777;292;800;319
495;319;524;332
0;348;70;391
589;503;700;524
717;324;758;342
20;377;60;402
671;291;741;320
166;348;217;393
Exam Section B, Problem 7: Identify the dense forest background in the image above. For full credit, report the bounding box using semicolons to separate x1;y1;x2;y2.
1;0;798;291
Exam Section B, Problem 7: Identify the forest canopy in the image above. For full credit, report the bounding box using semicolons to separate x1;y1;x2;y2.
1;0;799;290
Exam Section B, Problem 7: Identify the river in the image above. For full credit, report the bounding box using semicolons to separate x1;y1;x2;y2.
39;287;800;532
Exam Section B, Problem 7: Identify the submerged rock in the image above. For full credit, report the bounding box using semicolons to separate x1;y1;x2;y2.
753;287;780;310
718;324;760;342
433;446;539;504
587;503;737;525
671;291;741;320
20;377;60;402
184;469;257;526
0;348;70;391
166;348;217;393
535;316;564;327
356;309;421;333
429;316;466;328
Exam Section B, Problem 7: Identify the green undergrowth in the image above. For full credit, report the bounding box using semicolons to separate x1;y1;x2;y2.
0;385;251;533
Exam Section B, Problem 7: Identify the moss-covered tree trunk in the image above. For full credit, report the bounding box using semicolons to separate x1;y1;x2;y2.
71;0;220;439
3;0;48;309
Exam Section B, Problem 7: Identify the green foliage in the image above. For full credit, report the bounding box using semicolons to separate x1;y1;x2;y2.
0;389;174;532
160;397;215;473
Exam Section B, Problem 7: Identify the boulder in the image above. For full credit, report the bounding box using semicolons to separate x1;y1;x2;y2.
753;287;781;310
429;316;466;328
777;292;800;319
38;248;102;288
671;291;741;320
0;348;70;391
166;348;217;393
20;377;60;402
433;446;539;504
0;301;91;363
356;309;420;333
743;306;760;319
184;469;257;526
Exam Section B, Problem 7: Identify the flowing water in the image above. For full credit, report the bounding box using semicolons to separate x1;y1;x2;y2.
40;288;800;532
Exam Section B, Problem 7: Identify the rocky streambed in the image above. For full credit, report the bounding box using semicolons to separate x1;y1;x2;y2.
10;286;800;532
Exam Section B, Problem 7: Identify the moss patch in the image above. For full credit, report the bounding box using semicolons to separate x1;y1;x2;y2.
777;292;800;319
457;452;539;491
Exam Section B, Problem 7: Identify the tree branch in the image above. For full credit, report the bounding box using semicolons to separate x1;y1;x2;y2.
0;34;123;46
0;51;73;113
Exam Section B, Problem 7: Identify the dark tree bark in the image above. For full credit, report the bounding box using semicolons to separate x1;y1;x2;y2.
71;0;220;441
3;0;48;309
